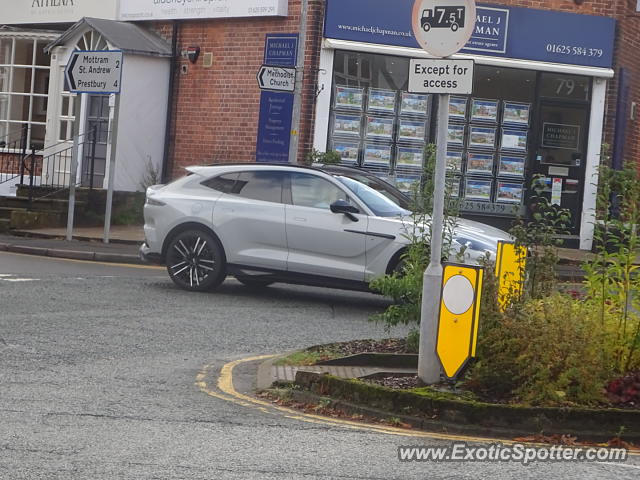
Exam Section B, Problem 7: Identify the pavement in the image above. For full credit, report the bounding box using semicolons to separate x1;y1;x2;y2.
0;225;143;264
0;225;599;269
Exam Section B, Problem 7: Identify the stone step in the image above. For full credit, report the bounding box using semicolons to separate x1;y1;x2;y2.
271;365;416;384
0;196;84;212
0;218;10;233
0;206;26;219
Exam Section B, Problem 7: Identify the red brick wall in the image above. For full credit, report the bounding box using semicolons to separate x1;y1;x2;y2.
150;0;325;179
154;0;640;179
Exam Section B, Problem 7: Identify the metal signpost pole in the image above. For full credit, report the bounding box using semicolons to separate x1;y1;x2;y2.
410;0;477;385
66;94;83;241
287;0;309;164
418;92;450;384
65;129;80;241
104;93;121;244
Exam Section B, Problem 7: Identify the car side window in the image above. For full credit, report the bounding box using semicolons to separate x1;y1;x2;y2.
202;172;239;193
231;171;284;204
290;173;351;210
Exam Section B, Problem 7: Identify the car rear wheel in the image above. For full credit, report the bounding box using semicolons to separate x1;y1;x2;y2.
166;229;225;291
235;276;274;288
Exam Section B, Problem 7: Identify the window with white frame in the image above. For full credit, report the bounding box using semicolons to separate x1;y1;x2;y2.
0;36;51;149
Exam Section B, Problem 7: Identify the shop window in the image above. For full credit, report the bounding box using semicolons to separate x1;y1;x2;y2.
539;72;590;102
0;37;50;149
445;66;538;215
329;51;432;188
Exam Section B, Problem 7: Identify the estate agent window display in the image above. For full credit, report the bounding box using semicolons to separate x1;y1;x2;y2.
329;53;592;228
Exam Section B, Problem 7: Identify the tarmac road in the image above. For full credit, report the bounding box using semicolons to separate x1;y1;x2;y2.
0;251;638;479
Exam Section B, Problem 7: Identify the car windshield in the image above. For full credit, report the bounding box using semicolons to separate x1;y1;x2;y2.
336;176;410;217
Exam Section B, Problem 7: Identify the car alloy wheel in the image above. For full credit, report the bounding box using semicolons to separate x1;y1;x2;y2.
166;229;225;291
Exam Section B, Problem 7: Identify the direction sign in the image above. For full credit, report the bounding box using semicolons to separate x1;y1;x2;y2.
65;50;123;94
408;58;474;94
257;65;296;93
412;0;477;57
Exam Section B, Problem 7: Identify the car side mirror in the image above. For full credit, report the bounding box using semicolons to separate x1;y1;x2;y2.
330;199;359;222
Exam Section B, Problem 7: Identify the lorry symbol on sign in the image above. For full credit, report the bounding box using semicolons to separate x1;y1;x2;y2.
421;6;466;32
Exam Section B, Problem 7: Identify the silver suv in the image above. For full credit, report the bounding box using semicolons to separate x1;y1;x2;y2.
139;164;510;292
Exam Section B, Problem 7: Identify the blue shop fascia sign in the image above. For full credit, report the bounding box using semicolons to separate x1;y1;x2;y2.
324;0;615;69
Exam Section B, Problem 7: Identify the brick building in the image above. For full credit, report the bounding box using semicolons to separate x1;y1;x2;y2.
0;0;638;249
147;0;637;249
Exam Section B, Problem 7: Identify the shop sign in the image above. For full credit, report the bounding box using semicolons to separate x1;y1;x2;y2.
324;0;615;69
264;34;298;67
542;123;581;150
460;200;523;216
256;91;293;163
0;0;117;24
408;59;474;94
118;0;288;21
463;6;508;54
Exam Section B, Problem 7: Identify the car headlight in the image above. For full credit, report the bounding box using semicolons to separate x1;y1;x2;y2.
455;237;496;253
145;197;165;207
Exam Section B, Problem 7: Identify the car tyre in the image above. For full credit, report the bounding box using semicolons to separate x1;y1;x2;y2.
235;276;274;288
166;229;225;292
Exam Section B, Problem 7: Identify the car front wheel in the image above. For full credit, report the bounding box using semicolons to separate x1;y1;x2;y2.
166;229;225;291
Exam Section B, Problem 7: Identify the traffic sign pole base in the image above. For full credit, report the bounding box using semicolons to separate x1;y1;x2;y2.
418;263;444;385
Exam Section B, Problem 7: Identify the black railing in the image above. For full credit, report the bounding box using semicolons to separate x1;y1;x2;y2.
39;127;97;189
33;126;99;189
1;126;101;210
0;124;28;187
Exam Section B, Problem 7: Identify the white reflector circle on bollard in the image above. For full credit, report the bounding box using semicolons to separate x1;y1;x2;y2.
442;274;474;315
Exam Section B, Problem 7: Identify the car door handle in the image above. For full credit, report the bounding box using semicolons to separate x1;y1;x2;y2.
293;217;307;222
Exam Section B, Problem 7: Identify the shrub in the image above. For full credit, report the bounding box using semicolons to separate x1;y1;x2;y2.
370;144;460;331
305;149;341;166
582;161;640;374
509;175;571;300
606;371;640;407
467;292;612;406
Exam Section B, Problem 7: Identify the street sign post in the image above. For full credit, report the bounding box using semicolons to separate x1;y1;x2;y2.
65;50;123;94
64;50;123;245
410;0;477;385
257;65;296;93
